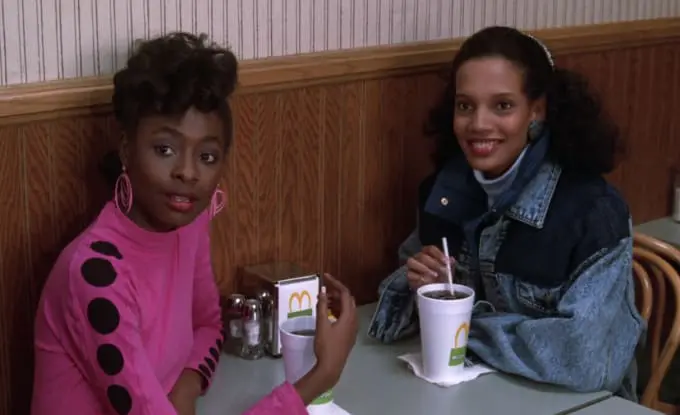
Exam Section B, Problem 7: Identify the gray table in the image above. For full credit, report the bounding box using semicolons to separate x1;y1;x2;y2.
635;217;680;247
571;397;662;414
198;303;612;415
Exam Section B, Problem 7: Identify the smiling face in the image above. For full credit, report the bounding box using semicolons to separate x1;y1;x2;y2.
122;107;227;232
453;56;544;178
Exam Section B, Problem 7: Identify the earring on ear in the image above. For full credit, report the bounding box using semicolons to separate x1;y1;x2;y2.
209;186;226;218
114;165;133;214
528;119;544;141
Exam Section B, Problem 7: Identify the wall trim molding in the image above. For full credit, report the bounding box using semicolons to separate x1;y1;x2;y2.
1;18;680;125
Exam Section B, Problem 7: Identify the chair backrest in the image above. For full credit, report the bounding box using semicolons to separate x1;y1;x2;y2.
632;258;653;322
632;233;680;411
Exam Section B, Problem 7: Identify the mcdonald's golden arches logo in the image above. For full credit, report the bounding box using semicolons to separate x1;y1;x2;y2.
287;290;313;318
455;323;469;348
448;322;469;367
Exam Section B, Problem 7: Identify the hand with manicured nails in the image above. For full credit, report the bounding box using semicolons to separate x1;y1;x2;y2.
293;274;358;405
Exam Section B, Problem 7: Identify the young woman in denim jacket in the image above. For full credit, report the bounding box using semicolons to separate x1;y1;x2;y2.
368;26;644;399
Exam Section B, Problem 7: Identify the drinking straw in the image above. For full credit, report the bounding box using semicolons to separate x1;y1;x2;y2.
441;237;454;294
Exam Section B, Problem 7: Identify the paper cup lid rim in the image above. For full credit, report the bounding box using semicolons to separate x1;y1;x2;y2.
416;283;474;296
281;331;317;339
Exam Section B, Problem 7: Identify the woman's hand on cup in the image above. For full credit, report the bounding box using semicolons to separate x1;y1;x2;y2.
294;273;358;404
314;273;358;382
406;245;455;291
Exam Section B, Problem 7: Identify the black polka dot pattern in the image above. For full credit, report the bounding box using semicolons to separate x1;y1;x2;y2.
90;241;123;260
204;357;216;371
209;347;219;360
87;298;120;335
216;337;223;351
107;384;132;415
81;258;118;287
97;344;124;376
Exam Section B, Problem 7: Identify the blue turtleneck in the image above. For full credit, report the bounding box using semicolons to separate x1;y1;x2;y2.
473;146;529;208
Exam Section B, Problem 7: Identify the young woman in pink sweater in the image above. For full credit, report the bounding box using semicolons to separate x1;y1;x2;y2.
31;32;358;415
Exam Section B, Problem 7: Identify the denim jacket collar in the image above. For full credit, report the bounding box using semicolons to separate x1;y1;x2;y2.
505;161;561;228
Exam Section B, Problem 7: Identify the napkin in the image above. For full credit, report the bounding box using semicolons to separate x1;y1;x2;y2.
307;402;352;415
398;352;495;387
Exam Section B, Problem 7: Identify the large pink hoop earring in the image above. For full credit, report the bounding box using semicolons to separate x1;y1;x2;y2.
210;187;226;218
114;167;133;214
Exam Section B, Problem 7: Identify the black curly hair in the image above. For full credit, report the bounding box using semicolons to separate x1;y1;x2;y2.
426;26;624;175
101;32;238;187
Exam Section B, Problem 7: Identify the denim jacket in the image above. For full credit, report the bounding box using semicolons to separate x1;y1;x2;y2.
368;134;645;398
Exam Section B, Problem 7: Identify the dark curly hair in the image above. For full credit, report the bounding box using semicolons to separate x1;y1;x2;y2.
101;32;238;187
426;26;624;175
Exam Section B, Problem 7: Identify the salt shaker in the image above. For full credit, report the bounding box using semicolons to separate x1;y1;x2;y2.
224;294;246;355
673;167;680;222
240;299;264;360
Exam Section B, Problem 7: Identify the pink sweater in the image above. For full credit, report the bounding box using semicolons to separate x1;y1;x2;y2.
32;201;307;415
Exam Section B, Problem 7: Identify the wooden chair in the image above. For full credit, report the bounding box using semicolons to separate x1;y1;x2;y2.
633;233;680;414
633;257;653;322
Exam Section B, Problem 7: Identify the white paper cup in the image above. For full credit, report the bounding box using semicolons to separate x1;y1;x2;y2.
279;316;333;406
416;283;475;381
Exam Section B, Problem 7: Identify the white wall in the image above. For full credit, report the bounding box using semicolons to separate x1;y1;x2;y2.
1;0;679;86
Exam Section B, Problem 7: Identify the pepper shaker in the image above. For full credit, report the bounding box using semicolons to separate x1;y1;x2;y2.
256;290;275;355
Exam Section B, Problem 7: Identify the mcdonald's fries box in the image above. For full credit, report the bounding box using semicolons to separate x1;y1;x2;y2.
239;262;320;357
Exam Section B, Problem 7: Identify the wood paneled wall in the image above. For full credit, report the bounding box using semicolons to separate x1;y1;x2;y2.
1;19;680;414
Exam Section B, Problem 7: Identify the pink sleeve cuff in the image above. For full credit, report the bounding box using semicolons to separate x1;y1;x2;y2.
242;382;307;415
186;333;223;391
